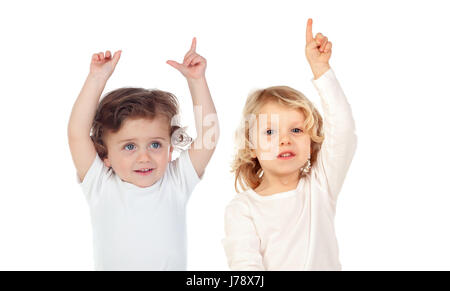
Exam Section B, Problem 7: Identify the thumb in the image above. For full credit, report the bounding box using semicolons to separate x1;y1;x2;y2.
112;50;122;66
166;60;184;72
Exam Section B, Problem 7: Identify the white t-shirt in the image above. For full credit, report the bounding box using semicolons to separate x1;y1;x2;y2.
79;150;200;270
222;68;358;271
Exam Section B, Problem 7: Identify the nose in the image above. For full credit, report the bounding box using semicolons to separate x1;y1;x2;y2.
279;132;291;146
137;149;151;163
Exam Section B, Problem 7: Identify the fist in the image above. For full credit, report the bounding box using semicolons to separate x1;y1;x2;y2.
90;50;122;79
167;38;207;80
305;18;332;67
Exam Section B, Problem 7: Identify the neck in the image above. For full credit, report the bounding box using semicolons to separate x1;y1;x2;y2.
254;170;300;196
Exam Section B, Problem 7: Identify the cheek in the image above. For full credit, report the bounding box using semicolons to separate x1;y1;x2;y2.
295;137;311;155
255;135;278;154
105;151;129;174
154;148;171;165
115;154;133;171
304;136;312;148
255;147;278;162
112;149;132;163
258;158;274;169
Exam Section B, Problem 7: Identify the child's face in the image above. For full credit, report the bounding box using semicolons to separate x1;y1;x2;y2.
103;116;173;188
251;101;311;177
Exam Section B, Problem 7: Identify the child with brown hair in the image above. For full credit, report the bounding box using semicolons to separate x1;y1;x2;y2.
223;19;357;270
68;38;219;270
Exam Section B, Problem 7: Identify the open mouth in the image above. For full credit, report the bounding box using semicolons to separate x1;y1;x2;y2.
277;151;296;160
134;168;155;176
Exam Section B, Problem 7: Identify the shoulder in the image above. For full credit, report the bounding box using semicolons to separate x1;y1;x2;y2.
79;153;115;203
79;153;113;182
225;191;253;217
166;150;200;180
160;150;200;203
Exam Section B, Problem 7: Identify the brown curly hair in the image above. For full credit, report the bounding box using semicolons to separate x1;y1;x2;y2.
90;87;181;160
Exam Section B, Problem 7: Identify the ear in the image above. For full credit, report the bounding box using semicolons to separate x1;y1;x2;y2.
250;149;257;159
168;146;174;162
103;157;111;168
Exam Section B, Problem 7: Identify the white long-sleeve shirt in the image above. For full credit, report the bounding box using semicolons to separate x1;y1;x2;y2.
222;68;357;271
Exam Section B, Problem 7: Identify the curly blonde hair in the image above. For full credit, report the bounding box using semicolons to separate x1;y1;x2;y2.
232;86;324;193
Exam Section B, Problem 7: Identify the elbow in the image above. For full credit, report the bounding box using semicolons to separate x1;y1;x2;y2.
68;127;91;142
215;116;221;145
67;119;91;141
67;124;77;141
214;125;220;146
201;116;220;150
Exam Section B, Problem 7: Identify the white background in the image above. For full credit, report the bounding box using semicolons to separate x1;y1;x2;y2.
0;0;449;270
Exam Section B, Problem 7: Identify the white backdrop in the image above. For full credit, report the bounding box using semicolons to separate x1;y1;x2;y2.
0;0;449;270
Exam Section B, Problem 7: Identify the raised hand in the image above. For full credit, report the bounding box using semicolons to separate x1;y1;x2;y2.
89;50;122;79
167;38;207;80
305;18;331;78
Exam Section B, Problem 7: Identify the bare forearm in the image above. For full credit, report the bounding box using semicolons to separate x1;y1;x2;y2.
187;77;219;140
68;73;108;138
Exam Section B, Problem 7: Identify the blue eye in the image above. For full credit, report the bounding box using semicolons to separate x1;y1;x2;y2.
124;144;135;151
292;128;303;133
150;142;161;149
266;129;274;135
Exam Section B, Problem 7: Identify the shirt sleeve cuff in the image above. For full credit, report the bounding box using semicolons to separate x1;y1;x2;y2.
310;67;348;112
311;67;335;87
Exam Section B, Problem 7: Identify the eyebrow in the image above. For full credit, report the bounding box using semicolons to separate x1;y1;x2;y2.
117;137;167;144
260;120;305;126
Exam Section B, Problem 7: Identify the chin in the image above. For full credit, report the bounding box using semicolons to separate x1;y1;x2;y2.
135;181;154;188
272;166;303;175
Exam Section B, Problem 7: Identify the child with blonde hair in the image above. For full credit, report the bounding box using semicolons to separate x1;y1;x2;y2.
68;38;219;270
223;19;357;271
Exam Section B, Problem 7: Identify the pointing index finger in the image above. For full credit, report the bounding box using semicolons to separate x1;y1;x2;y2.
190;37;197;52
306;18;313;43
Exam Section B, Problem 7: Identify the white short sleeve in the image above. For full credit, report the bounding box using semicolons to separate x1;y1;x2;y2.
77;154;111;204
165;150;201;203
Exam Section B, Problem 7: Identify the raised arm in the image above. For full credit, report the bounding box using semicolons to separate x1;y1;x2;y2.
68;50;121;182
305;19;357;200
167;38;220;178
